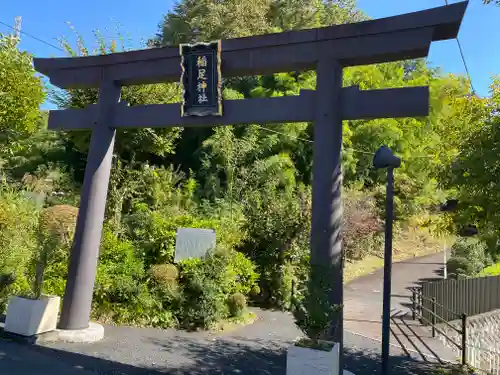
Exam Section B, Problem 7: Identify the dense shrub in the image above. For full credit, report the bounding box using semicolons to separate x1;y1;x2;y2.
149;264;179;287
33;205;79;298
227;292;247;317
292;265;342;347
154;249;258;328
91;228;165;326
241;185;310;309
149;278;182;324
343;191;383;260
177;252;230;329
38;205;78;242
0;187;40;311
34;209;257;330
224;249;259;295
196;198;248;252
447;238;491;278
94;228;145;299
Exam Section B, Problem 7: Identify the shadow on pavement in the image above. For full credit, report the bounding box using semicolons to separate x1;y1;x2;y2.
0;334;448;375
0;338;159;375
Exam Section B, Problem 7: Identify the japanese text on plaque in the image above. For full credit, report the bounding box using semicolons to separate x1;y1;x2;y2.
180;41;222;117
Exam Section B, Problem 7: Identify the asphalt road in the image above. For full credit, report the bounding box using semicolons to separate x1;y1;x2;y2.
345;251;448;338
0;252;453;375
0;319;437;375
344;251;458;363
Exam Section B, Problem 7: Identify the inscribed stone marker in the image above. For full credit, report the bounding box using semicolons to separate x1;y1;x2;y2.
174;228;216;262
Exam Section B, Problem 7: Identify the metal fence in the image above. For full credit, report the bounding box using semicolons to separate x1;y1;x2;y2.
410;289;468;365
410;289;500;373
421;275;500;322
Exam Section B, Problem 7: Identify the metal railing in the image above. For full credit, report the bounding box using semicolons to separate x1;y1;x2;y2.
410;287;468;365
409;286;500;375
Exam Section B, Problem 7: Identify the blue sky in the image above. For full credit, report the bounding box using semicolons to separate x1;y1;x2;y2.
1;0;498;109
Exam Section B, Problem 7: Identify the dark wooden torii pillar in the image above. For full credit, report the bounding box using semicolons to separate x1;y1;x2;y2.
34;1;467;359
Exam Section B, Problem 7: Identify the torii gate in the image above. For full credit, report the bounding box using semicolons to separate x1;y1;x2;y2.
34;0;467;355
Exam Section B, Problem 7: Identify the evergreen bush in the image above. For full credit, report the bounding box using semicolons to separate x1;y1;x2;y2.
227;292;247;317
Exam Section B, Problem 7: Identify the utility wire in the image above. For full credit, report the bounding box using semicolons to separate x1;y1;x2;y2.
443;0;476;95
255;124;431;158
455;38;475;94
256;125;313;144
0;20;64;52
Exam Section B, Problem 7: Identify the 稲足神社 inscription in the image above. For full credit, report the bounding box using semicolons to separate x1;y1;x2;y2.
180;41;222;117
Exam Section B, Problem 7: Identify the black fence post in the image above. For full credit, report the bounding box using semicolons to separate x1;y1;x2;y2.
417;288;422;323
418;288;424;324
412;288;417;320
420;288;423;315
431;297;436;337
461;313;468;365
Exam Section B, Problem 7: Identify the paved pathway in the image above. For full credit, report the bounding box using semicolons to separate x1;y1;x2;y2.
0;252;456;375
344;251;459;363
0;311;439;375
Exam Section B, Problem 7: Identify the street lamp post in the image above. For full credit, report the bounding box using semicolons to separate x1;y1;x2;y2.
373;146;401;375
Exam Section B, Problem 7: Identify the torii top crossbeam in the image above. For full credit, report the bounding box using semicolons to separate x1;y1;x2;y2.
36;2;468;132
36;2;467;88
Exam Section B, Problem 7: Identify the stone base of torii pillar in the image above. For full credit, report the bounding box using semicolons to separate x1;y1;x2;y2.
53;322;104;343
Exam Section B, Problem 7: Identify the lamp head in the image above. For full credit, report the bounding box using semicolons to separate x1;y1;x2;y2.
373;146;401;169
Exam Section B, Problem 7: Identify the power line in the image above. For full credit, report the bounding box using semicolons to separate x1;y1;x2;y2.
0;20;64;52
455;38;475;94
443;0;476;95
255;124;432;158
256;125;313;144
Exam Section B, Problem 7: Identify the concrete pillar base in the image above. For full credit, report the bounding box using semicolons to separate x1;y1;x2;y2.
54;322;104;343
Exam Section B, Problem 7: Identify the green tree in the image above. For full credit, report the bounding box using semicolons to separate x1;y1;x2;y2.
50;29;182;182
344;63;483;217
151;0;480;221
446;77;500;255
151;0;365;47
0;34;45;156
151;0;367;181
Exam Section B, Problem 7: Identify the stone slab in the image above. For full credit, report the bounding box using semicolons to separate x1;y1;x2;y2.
174;227;216;261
